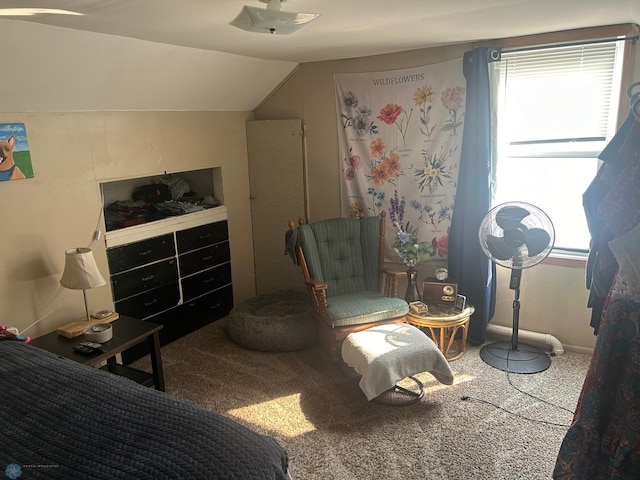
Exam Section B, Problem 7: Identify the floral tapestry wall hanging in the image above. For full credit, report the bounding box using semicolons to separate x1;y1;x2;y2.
0;123;34;181
334;59;465;265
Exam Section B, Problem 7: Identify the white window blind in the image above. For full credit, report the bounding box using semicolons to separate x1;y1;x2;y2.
500;43;619;146
494;40;624;252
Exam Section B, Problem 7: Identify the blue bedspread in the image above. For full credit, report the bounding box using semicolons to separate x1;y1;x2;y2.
0;341;289;479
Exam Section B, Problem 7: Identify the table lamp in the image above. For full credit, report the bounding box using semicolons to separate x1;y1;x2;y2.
60;247;106;322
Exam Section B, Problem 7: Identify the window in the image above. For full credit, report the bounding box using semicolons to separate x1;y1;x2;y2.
492;40;626;253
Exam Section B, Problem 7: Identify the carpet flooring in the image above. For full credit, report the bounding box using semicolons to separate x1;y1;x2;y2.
134;318;591;480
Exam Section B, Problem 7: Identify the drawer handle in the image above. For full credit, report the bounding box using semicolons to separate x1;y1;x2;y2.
138;249;153;256
141;275;155;282
203;277;215;284
144;299;158;306
202;255;213;261
199;233;212;240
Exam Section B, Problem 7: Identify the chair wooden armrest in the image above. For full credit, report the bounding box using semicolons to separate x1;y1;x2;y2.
383;268;405;278
304;279;328;315
303;278;328;291
382;268;405;298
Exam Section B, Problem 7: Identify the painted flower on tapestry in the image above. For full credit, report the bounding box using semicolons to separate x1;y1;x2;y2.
435;234;448;257
349;202;364;218
377;103;413;147
340;91;378;136
366;138;402;187
413;85;434;105
389;190;406;226
381;152;401;178
344;168;355;180
415;146;457;195
343;149;361;181
370;165;389;186
370;137;386;158
441;85;465;111
354;106;377;135
343;91;358;109
377;103;404;125
366;188;386;214
413;85;436;138
440;85;465;136
410;199;454;229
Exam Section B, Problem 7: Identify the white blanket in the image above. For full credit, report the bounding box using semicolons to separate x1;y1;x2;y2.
342;323;454;401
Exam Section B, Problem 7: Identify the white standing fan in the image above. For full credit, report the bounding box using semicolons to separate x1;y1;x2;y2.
478;202;555;373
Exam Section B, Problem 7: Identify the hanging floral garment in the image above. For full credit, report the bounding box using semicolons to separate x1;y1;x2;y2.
554;99;640;479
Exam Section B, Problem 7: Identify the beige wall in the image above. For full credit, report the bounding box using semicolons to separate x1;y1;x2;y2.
3;29;637;351
254;43;640;353
0;111;257;338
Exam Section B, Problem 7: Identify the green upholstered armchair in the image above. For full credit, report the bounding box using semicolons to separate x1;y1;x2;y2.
295;213;409;360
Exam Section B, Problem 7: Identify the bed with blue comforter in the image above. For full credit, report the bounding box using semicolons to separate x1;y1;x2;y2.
0;341;289;479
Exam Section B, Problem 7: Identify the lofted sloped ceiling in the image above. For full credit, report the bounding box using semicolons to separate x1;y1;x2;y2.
0;0;638;111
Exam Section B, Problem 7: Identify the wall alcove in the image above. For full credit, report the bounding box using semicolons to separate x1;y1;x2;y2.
100;168;233;362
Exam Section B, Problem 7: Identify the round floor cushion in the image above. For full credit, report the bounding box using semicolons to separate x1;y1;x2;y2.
227;290;316;352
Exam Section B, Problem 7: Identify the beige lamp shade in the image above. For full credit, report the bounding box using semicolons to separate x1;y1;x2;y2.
60;247;106;290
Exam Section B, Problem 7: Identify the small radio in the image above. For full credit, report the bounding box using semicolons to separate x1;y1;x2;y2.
423;277;457;304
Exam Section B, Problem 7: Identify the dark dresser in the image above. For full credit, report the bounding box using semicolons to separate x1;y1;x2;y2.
105;213;233;363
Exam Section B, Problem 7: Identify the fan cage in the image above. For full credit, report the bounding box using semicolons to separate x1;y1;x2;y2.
478;201;555;269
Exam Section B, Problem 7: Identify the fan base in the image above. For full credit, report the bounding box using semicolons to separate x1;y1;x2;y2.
480;341;551;374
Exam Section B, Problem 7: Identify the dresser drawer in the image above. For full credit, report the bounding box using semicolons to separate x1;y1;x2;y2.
107;234;175;274
181;263;232;301
115;283;180;320
111;258;179;301
176;221;228;254
162;285;234;342
179;241;231;277
179;285;233;327
122;285;234;364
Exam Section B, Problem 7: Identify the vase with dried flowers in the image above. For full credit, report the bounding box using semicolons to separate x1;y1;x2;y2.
392;221;435;302
389;190;436;301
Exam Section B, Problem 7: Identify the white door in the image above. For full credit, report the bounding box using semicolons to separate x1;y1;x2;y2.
246;119;306;295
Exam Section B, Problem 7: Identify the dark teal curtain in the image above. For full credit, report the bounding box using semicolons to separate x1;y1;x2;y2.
449;48;498;344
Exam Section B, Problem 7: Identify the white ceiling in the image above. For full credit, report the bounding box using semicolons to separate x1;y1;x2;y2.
1;0;639;63
0;1;638;112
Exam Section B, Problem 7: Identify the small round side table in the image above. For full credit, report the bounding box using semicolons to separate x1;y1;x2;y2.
407;304;474;361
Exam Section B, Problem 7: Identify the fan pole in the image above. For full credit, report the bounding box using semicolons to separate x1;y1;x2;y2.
510;268;521;351
512;287;520;351
479;268;551;374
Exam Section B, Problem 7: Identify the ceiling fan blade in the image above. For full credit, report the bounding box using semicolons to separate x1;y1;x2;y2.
495;205;530;230
486;234;519;261
523;228;551;257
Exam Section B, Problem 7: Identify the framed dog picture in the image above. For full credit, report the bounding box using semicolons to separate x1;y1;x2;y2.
0;123;34;182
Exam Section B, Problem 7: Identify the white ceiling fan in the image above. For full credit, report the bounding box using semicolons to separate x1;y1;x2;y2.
230;0;321;35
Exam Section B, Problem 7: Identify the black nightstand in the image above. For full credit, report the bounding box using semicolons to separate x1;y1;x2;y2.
30;316;165;391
